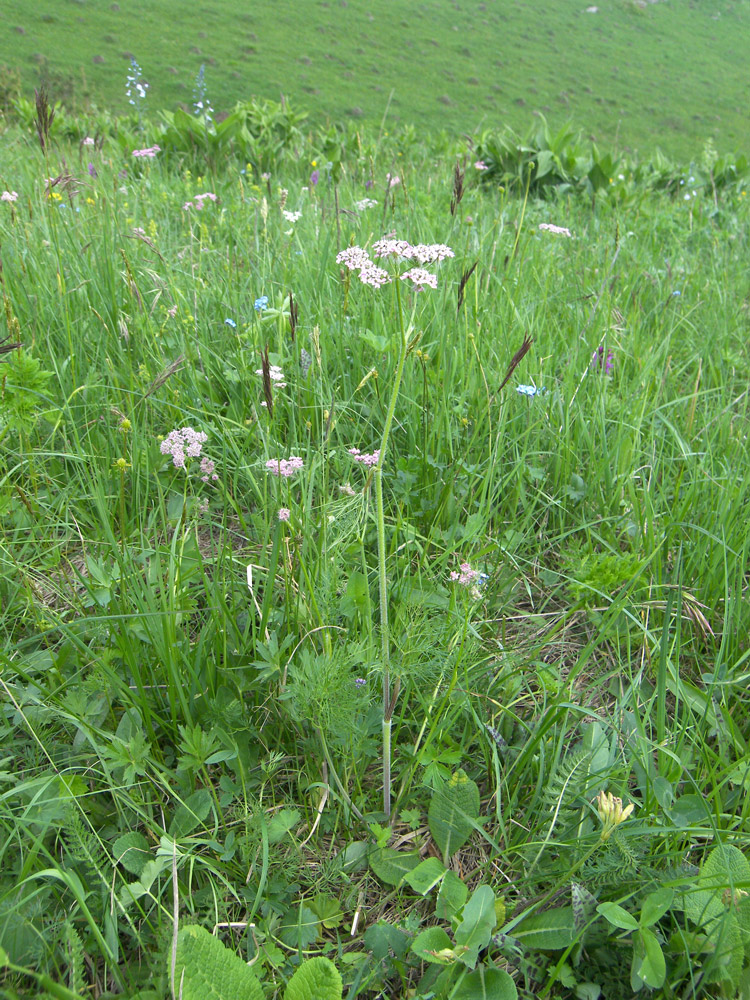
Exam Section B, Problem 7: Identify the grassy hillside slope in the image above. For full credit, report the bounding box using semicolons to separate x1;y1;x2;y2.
1;0;749;160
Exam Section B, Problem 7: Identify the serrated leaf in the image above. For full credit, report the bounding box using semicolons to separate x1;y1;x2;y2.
428;769;480;864
113;832;151;877
403;857;447;895
173;924;264;1000
453;966;518;1000
267;808;301;844
368;845;420;886
283;956;343;1000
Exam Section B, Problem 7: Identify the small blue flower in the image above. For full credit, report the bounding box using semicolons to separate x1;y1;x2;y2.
224;318;237;328
254;295;269;312
477;572;490;588
671;290;681;297
516;384;546;397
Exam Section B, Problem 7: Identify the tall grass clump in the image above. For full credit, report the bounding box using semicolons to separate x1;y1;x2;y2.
0;109;749;1000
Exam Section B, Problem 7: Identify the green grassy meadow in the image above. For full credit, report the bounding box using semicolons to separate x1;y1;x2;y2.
1;0;750;160
2;7;750;999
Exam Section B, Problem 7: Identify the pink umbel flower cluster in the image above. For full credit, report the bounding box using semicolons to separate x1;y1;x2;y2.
160;427;208;469
278;507;291;521
183;192;217;211
82;137;95;147
336;239;453;290
450;562;481;587
200;457;218;482
349;447;380;466
538;223;573;238
1;191;18;203
132;145;161;158
401;268;438;291
266;456;304;477
254;364;287;388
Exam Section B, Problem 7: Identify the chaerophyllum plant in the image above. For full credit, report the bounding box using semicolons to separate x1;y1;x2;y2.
336;238;454;815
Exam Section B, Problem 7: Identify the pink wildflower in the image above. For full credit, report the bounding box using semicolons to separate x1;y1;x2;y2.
336;246;372;271
266;456;304;477
372;238;413;259
358;261;391;288
450;561;481;587
349;447;380;466
1;191;18;203
408;243;455;264
160;427;208;469
132;145;161;158
386;174;400;188
474;160;489;171
538;223;573;238
167;305;178;318
82;137;95;147
200;457;218;482
400;268;438;291
278;507;291;521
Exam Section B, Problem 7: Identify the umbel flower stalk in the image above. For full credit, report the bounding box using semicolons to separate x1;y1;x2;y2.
337;236;453;815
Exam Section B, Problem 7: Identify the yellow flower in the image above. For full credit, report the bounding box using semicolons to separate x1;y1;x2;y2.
311;160;317;167
596;790;634;841
86;197;95;205
119;418;131;433
113;457;131;472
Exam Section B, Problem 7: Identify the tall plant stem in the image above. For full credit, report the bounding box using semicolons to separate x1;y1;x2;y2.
376;281;409;817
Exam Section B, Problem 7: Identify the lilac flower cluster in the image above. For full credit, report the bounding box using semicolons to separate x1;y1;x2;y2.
336;239;453;290
450;562;481;587
132;145;161;159
266;456;304;477
183;191;217;211
400;268;438;291
591;345;614;374
160;427;208;469
349;447;380;466
1;191;18;203
278;507;291;521
200;457;218;482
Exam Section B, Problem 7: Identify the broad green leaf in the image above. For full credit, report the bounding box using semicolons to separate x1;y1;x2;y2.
453;965;518;1000
640;888;673;928
411;926;455;965
637;927;666;989
283;956;343;1000
428;770;480;864
112;832;151;877
267;808;301;844
368;846;420;886
173;924;264;1000
455;885;497;968
403;857;447;895
169;789;212;838
513;906;576;950
596;902;639;932
436;869;469;922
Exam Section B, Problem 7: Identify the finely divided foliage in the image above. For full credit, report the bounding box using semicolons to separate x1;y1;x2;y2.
1;87;750;1000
